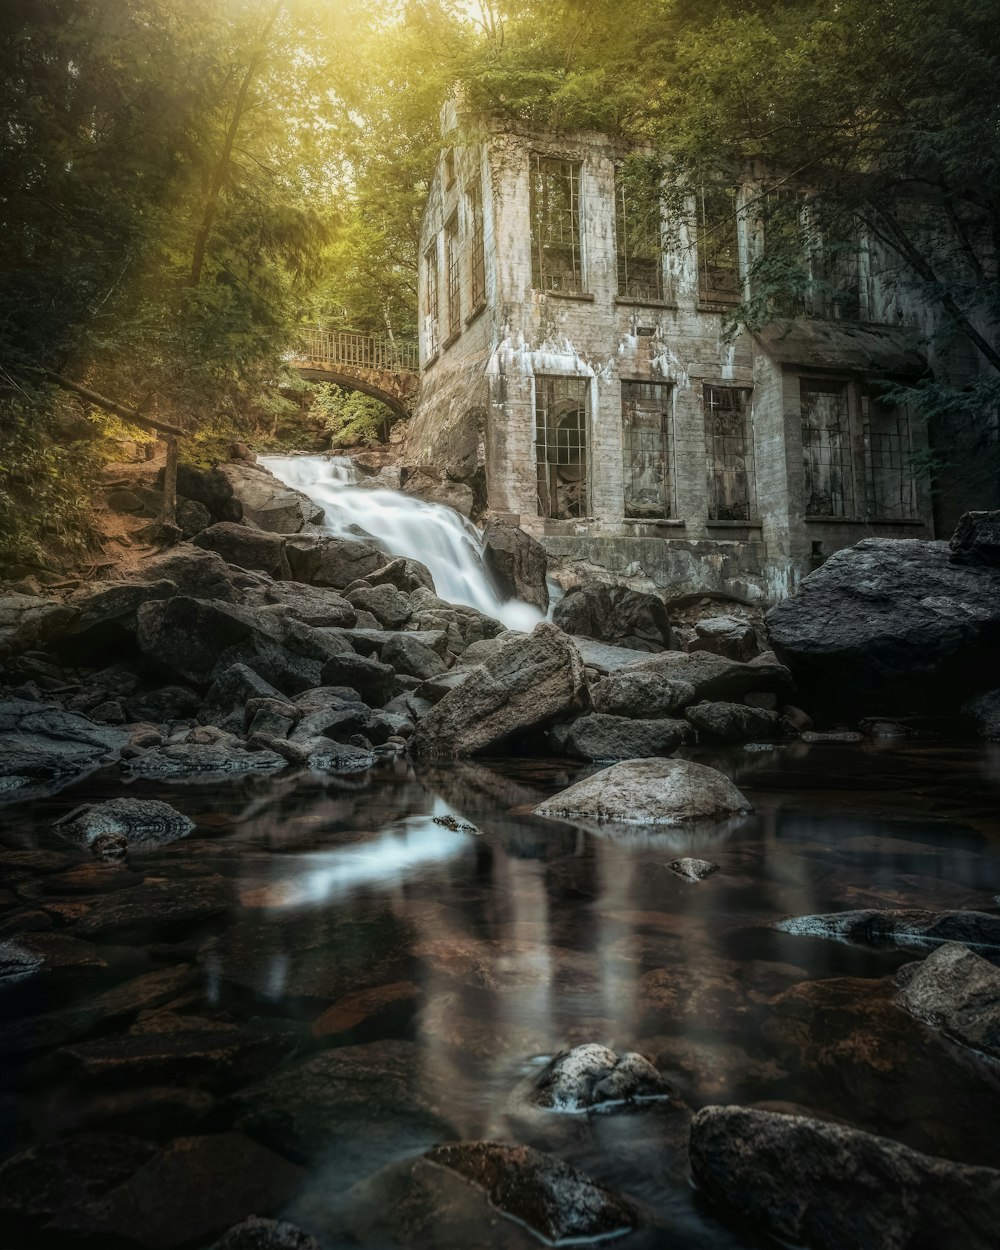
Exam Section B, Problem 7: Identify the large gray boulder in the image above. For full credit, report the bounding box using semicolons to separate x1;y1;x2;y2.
0;699;128;799
564;713;688;762
481;518;549;612
623;650;793;703
685;701;782;743
589;671;695;718
535;758;751;826
217;462;324;534
139;546;240;602
193;523;292;580
689;614;760;662
950;509;1000;567
553;581;672;652
896;941;1000;1059
766;537;1000;712
407;587;506;654
689;1105;1000;1250
284;533;389;588
411;623;586;758
0;594;78;657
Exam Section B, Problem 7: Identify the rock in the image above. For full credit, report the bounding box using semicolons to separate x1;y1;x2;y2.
213;1216;321;1250
564;713;688;761
345;583;412;629
669;857;719;881
193;522;292;580
685;700;782;743
230;1039;457;1165
553;581;672;651
299;737;375;773
780;703;814;734
259;581;356;628
380;633;447;680
407;586;506;653
319;650;395;705
64;579;177;642
411;623;586;758
950;509;1000;567
128;684;201;721
962;689;1000;740
0;699;128;799
534;758;752;826
312;981;422;1037
896;942;1000;1058
366;556;435;594
218;462;325;533
106;487;145;513
801;729;863;742
0;933;106;988
589;671;695;718
55;798;193;850
766;536;1000;713
776;908;1000;951
400;467;474;516
175;496;212;537
623;650;793;703
527;1043;674;1111
92;831;128;862
481;518;549;611
199;663;283;733
284;533;389;588
140;546;240;602
689;1105;1000;1250
0;594;78;657
689;614;760;661
122;742;286;779
163;463;243;522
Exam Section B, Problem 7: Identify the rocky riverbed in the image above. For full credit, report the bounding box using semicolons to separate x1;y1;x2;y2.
1;461;999;1249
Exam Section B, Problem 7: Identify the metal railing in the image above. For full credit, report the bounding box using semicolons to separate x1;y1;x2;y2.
296;326;419;375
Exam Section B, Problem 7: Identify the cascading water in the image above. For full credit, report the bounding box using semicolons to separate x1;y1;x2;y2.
261;454;546;631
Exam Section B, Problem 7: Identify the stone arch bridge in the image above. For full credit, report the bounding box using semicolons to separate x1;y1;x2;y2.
290;326;419;420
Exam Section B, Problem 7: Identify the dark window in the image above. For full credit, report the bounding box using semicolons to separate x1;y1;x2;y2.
862;390;916;519
615;160;664;302
622;381;671;518
424;243;439;356
468;176;486;309
801;381;855;516
698;185;741;303
530;155;582;293
704;385;754;520
812;215;861;321
535;376;589;518
444;147;456;187
444;212;461;338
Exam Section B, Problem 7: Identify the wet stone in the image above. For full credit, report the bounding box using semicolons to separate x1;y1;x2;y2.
48;874;230;939
93;830;129;862
213;1216;321;1250
122;742;286;779
896;941;1000;1059
312;980;422;1036
55;797;194;850
668;857;720;882
776;907;1000;951
526;1043;675;1112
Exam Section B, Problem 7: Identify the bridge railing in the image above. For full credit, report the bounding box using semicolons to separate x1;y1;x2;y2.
296;326;419;375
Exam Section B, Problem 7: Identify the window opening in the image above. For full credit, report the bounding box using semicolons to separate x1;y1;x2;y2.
444;147;456;188
704;384;754;519
423;243;439;356
468;176;486;309
444;212;461;338
862;390;916;519
622;381;671;518
535;376;589;518
801;381;855;516
698;185;741;302
530;155;582;293
616;159;664;301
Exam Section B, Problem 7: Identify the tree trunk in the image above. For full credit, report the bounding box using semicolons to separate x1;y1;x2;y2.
46;372;185;438
161;437;179;526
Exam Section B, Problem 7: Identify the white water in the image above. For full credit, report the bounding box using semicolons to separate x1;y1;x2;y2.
260;454;545;631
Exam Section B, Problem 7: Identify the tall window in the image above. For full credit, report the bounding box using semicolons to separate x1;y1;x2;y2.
704;385;754;520
535;376;589;518
530;155;582;293
468;176;486;309
622;382;671;518
812;214;862;321
444;212;461;339
698;185;741;303
801;381;855;516
615;160;664;301
862;390;916;519
423;243;439;356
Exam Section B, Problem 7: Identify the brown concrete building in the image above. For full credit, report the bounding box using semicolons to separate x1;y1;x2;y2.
408;102;989;604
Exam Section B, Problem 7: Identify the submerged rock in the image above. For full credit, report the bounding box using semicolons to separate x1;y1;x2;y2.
535;758;752;826
121;742;286;779
896;941;1000;1059
55;798;193;850
689;1105;1000;1250
528;1043;674;1112
553;581;672;652
668;857;719;882
776;908;1000;951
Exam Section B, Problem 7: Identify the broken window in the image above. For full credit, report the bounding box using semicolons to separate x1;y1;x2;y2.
615;159;664;301
423;243;439;356
444;211;461;339
704;385;754;520
530;155;582;293
862;390;916;519
698;185;741;303
761;187;808;316
444;147;456;188
801;381;855;516
468;176;486;309
622;381;671;518
535;376;589;519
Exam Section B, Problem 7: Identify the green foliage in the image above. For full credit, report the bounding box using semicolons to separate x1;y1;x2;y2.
309;384;394;448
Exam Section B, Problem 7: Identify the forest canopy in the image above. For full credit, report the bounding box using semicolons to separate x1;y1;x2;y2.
1;0;997;561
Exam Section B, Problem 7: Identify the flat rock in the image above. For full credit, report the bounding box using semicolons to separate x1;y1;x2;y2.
776;908;1000;951
55;797;193;849
896;941;1000;1059
193;522;292;579
55;874;230;939
122;742;286;779
0;699;128;799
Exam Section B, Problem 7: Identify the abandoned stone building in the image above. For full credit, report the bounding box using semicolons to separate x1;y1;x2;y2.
407;102;993;603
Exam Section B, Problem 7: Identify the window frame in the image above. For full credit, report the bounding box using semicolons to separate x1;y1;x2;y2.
615;162;665;303
530;154;584;294
621;379;673;519
697;185;742;305
535;375;591;519
444;210;461;341
704;383;755;521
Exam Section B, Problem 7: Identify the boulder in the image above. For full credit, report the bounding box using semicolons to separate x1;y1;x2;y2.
161;463;242;522
199;664;283;733
0;699;128;799
399;467;474;517
553;582;672;652
64;580;177;644
380;633;448;680
766;536;1000;712
685;701;782;743
176;497;212;537
962;689;1000;740
218;462;325;533
950;510;1000;567
776;908;1000;951
0;594;78;657
689;615;760;661
284;533;389;588
526;1043;674;1112
411;623;586;758
481;518;549;611
121;743;286;779
139;546;240;603
299;738;375;773
258;581;356;629
213;1217;320;1250
193;523;292;580
367;556;435;594
669;857;719;881
534;758;752;826
689;1105;1000;1250
589;671;695;718
623;650;793;703
564;713;688;762
55;798;193;850
407;588;506;653
319;651;394;706
345;583;412;629
896;942;1000;1059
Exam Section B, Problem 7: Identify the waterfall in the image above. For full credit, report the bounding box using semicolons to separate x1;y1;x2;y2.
260;454;545;631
